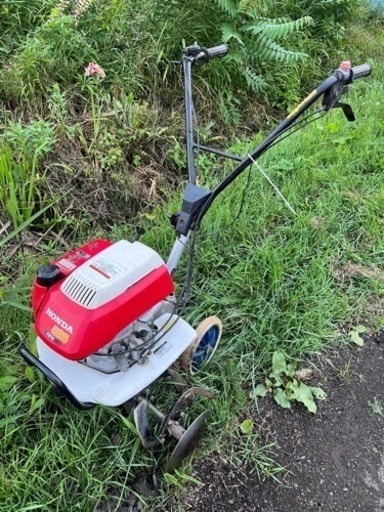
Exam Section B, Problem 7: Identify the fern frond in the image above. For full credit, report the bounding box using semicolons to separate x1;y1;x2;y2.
218;91;242;125
304;0;355;17
242;66;266;92
224;50;245;65
315;0;352;9
221;23;244;45
238;0;258;12
245;16;313;39
258;38;308;63
238;0;259;18
215;0;237;17
56;0;71;15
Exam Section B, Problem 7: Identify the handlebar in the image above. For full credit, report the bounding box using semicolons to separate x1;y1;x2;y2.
352;63;372;79
176;44;373;235
183;43;228;64
335;61;372;85
201;44;229;61
191;57;371;232
322;61;372;112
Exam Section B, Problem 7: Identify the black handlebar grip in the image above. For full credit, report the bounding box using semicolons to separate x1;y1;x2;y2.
206;44;228;60
352;63;372;79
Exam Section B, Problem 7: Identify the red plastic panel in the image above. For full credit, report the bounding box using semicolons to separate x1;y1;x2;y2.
34;266;174;360
31;239;112;315
54;239;112;276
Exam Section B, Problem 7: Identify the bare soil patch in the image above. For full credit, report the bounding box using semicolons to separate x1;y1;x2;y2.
168;331;384;512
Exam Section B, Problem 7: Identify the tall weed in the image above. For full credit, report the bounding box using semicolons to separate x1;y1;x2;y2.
0;0;363;113
139;0;363;112
0;120;56;228
0;15;96;102
0;0;55;62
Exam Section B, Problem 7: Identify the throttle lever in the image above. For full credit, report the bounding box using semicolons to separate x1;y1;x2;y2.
332;102;356;122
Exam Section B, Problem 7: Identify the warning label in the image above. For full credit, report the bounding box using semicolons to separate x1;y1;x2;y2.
89;258;125;279
57;258;77;271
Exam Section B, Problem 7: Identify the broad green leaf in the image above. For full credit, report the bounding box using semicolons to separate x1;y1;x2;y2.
355;325;367;334
285;363;296;377
273;388;291;409
240;419;254;434
254;384;269;397
272;351;286;376
350;331;364;346
269;373;283;387
25;366;35;384
311;387;327;400
292;383;317;413
0;375;18;390
285;379;298;391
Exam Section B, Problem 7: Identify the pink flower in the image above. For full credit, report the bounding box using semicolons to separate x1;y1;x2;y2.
84;62;106;78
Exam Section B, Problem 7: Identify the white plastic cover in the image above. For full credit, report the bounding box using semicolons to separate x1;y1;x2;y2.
36;314;197;406
61;240;165;309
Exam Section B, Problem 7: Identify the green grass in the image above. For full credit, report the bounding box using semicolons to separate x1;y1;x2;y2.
1;9;384;512
369;397;384;417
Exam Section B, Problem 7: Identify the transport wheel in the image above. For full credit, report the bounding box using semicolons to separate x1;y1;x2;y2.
180;316;222;375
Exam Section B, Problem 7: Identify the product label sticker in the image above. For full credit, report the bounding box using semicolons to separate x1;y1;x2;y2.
154;342;172;358
50;326;70;344
76;250;89;258
57;258;77;271
89;258;125;279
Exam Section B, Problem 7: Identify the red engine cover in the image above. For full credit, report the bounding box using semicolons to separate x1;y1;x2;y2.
32;239;112;314
33;240;174;360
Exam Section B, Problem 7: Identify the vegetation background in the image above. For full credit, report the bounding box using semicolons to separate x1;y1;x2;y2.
0;0;383;510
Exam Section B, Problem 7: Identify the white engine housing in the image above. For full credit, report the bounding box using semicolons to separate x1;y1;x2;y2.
60;240;166;309
37;314;197;406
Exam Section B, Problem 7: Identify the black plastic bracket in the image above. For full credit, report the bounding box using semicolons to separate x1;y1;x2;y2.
175;184;211;235
132;226;146;242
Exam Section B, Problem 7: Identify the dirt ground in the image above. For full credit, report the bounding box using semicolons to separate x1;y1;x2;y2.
164;330;384;512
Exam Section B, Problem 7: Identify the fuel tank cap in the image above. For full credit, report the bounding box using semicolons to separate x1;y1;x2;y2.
36;264;62;287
